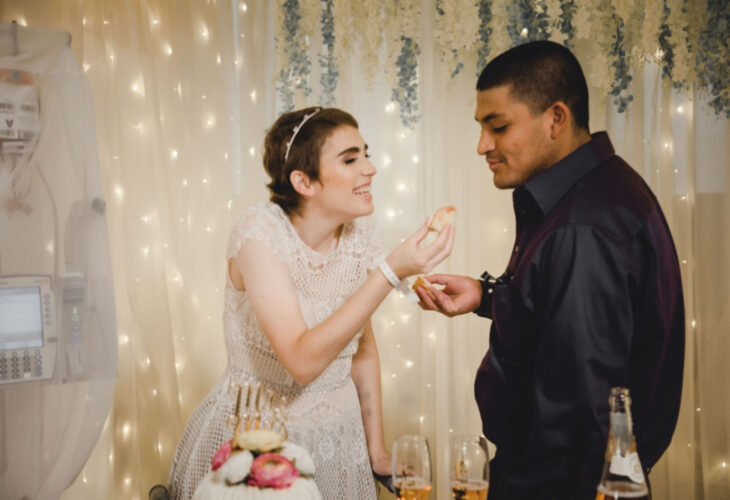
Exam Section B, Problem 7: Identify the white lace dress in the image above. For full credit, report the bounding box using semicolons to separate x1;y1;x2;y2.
169;202;384;500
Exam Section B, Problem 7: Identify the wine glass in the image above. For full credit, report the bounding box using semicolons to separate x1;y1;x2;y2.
451;435;490;500
392;434;432;500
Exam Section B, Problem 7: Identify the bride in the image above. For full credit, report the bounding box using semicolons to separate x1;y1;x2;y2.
168;106;454;499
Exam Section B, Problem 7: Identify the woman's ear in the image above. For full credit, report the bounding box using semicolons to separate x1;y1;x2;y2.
290;170;318;198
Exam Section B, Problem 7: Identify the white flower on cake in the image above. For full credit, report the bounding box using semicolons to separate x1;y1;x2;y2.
280;442;315;475
235;429;284;453
218;449;254;484
193;428;322;499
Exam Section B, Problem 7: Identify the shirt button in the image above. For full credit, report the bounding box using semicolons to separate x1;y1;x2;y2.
514;245;519;253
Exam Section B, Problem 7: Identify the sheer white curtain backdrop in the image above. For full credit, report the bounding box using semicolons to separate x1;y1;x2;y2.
0;1;727;499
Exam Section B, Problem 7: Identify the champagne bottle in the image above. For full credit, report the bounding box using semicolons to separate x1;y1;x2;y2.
596;387;650;500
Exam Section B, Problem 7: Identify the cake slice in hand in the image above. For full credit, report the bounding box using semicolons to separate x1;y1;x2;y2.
428;206;455;232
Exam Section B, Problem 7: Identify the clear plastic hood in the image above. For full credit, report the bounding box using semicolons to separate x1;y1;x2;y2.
0;22;117;500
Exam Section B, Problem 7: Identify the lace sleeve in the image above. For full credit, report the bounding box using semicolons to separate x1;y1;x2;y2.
226;204;290;262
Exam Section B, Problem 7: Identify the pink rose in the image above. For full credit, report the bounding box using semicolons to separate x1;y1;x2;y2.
211;440;233;471
247;453;300;489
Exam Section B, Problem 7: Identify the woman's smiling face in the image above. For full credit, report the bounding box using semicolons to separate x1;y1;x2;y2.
311;125;377;220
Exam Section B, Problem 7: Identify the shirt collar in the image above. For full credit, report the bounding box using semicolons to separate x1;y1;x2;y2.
522;131;615;216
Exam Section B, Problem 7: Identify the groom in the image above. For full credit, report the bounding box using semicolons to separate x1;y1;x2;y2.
416;41;684;499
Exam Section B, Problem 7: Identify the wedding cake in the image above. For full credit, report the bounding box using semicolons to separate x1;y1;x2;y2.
192;429;322;500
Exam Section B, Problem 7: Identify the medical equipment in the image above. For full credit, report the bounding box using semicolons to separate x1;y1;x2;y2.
0;21;117;500
0;275;57;383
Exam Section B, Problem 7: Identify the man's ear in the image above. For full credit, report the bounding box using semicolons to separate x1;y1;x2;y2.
290;170;318;198
547;101;570;139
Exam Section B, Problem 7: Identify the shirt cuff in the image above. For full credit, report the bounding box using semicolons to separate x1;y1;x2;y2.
474;271;496;319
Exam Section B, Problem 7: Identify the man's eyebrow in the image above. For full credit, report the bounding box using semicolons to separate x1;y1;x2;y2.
475;112;504;123
337;144;368;157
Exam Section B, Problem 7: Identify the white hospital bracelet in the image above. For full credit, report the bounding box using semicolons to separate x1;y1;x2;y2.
378;261;419;304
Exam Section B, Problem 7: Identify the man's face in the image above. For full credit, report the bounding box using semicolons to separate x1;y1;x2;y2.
475;85;555;189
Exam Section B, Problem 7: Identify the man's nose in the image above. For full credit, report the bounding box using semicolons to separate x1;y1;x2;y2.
477;130;495;155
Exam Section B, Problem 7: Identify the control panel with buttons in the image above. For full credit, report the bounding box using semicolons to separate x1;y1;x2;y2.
0;275;57;384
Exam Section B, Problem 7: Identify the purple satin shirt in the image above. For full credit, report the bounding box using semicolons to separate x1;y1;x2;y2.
474;132;685;499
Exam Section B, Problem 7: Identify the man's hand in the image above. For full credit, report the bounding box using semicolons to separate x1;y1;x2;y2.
414;274;482;317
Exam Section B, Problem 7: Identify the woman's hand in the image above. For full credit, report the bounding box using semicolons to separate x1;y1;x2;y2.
386;218;455;279
370;448;392;476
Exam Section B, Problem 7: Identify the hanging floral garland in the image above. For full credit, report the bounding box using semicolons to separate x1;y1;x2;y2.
609;14;632;112
275;0;730;125
697;0;729;116
434;0;480;77
506;0;550;45
543;0;566;45
557;0;578;48
353;0;384;89
476;0;493;76
489;0;515;59
276;0;312;111
319;0;337;106
383;0;422;128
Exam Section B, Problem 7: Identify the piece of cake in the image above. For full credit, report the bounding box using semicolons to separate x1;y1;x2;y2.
411;276;432;292
412;276;436;300
192;429;322;500
428;206;456;232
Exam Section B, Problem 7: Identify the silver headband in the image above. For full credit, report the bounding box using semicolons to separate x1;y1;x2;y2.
284;108;321;162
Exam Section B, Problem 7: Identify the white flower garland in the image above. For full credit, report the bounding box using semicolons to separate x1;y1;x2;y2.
333;0;355;76
639;0;663;62
666;0;691;86
613;0;641;64
434;0;480;74
272;0;729;121
544;0;565;44
683;0;707;88
383;0;421;94
489;0;512;57
299;0;320;41
274;0;288;72
574;0;616;95
353;0;382;89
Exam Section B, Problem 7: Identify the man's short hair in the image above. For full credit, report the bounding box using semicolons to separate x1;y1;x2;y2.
477;41;589;131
